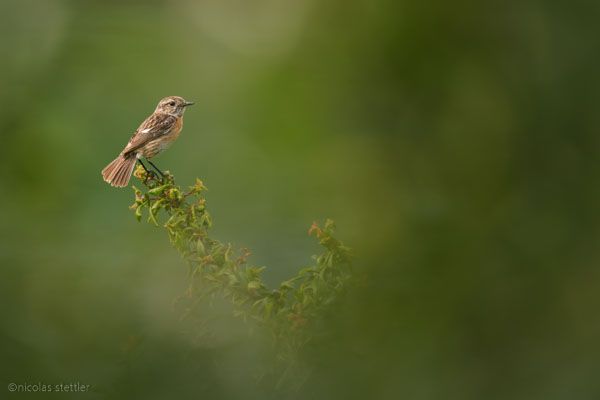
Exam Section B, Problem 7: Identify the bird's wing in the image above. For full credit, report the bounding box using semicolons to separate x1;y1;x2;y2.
122;113;178;156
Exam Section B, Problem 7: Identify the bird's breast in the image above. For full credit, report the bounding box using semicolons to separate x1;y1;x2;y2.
140;117;183;159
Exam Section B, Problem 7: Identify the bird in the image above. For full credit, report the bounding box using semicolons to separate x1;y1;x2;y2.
101;96;194;187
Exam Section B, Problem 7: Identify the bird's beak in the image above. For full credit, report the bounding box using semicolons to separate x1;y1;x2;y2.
183;101;195;107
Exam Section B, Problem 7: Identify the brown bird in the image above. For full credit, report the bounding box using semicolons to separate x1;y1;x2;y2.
101;96;194;187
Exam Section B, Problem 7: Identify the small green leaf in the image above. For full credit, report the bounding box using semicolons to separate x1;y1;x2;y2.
280;278;297;290
135;205;142;222
148;184;169;195
248;281;262;291
150;198;165;213
147;209;159;226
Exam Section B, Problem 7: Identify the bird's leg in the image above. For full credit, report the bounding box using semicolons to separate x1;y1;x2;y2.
147;160;166;180
137;159;157;180
137;159;151;174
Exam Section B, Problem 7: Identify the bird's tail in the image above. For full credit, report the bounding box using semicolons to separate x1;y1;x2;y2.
101;154;137;187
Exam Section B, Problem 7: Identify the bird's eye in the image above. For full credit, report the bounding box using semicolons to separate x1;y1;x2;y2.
169;101;176;106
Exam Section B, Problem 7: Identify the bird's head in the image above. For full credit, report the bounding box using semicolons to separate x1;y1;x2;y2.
155;96;194;116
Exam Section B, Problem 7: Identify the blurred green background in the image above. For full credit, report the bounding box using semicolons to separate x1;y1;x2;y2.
1;0;599;398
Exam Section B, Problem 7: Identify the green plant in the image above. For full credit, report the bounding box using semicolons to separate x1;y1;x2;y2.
129;166;352;367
